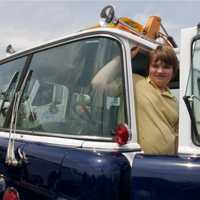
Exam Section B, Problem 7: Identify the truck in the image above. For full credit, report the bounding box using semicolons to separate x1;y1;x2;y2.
0;5;199;200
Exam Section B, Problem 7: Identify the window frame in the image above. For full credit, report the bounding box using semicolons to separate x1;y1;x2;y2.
1;33;129;142
188;35;200;146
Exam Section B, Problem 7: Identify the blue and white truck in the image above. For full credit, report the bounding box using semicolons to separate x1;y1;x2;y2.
0;5;199;200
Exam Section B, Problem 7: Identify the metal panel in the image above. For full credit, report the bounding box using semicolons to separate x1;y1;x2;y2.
131;154;200;200
59;149;131;200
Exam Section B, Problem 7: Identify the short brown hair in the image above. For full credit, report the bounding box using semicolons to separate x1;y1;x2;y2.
149;45;179;75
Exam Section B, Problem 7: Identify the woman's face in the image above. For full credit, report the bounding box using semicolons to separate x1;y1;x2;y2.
149;59;174;90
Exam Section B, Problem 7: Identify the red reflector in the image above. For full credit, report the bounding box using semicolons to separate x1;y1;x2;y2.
3;187;20;200
115;123;129;145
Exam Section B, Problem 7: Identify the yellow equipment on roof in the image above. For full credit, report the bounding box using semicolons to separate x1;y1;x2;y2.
97;5;176;47
111;16;161;41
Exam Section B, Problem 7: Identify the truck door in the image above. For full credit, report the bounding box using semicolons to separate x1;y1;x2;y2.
131;26;200;200
12;33;135;200
19;141;69;199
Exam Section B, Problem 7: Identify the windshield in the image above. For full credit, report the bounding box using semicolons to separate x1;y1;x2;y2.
16;37;126;139
185;37;200;144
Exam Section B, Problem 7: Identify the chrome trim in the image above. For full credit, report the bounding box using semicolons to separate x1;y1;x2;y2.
80;146;141;153
15;129;113;142
122;40;134;141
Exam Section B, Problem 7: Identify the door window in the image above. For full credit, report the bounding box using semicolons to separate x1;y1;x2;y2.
16;37;126;138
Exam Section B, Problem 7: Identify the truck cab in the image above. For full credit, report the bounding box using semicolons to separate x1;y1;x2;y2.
0;5;199;200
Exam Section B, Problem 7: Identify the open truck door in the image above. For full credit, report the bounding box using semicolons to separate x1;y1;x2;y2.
131;23;200;200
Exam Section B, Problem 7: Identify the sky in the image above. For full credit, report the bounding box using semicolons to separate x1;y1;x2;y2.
0;0;200;58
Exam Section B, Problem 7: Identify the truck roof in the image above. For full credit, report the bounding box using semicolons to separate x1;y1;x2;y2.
1;27;159;64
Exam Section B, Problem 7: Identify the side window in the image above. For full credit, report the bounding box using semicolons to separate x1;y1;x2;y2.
17;37;125;138
0;57;26;127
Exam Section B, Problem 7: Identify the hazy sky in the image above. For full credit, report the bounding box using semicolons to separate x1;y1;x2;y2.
0;0;200;57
